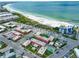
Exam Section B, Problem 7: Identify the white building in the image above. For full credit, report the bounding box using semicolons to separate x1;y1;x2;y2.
35;32;41;35
0;12;12;17
74;48;79;58
0;15;18;21
49;36;54;41
0;12;19;23
3;22;17;28
76;27;79;40
3;31;22;42
49;42;54;46
38;47;47;55
22;40;31;47
16;28;32;34
12;35;21;41
0;25;6;32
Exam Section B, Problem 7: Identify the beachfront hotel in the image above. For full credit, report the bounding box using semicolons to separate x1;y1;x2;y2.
59;26;73;35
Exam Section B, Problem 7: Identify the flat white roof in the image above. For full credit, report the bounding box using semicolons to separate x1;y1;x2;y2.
0;25;6;32
38;47;47;55
23;56;29;58
0;15;18;21
0;25;6;28
12;35;21;41
3;21;17;27
0;12;11;15
22;40;31;47
74;48;79;58
0;13;12;17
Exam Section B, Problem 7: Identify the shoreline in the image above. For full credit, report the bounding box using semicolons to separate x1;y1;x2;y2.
3;4;74;27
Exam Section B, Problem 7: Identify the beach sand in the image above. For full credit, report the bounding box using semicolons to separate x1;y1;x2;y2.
3;4;73;27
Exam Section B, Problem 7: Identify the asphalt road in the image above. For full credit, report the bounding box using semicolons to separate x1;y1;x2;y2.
0;23;79;58
0;29;78;58
49;35;79;58
0;34;40;58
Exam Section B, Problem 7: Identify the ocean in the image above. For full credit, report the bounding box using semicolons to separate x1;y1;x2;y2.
5;1;79;24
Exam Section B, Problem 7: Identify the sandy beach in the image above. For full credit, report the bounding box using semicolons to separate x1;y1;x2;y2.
3;4;73;27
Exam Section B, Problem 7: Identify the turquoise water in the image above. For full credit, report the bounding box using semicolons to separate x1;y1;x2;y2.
8;2;79;24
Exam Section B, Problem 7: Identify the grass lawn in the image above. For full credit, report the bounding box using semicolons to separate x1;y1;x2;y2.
0;41;7;49
31;36;37;39
40;34;49;38
25;44;38;54
25;44;54;58
70;50;77;58
13;13;59;32
41;50;53;58
70;53;77;58
63;34;77;40
76;46;79;49
53;38;59;42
